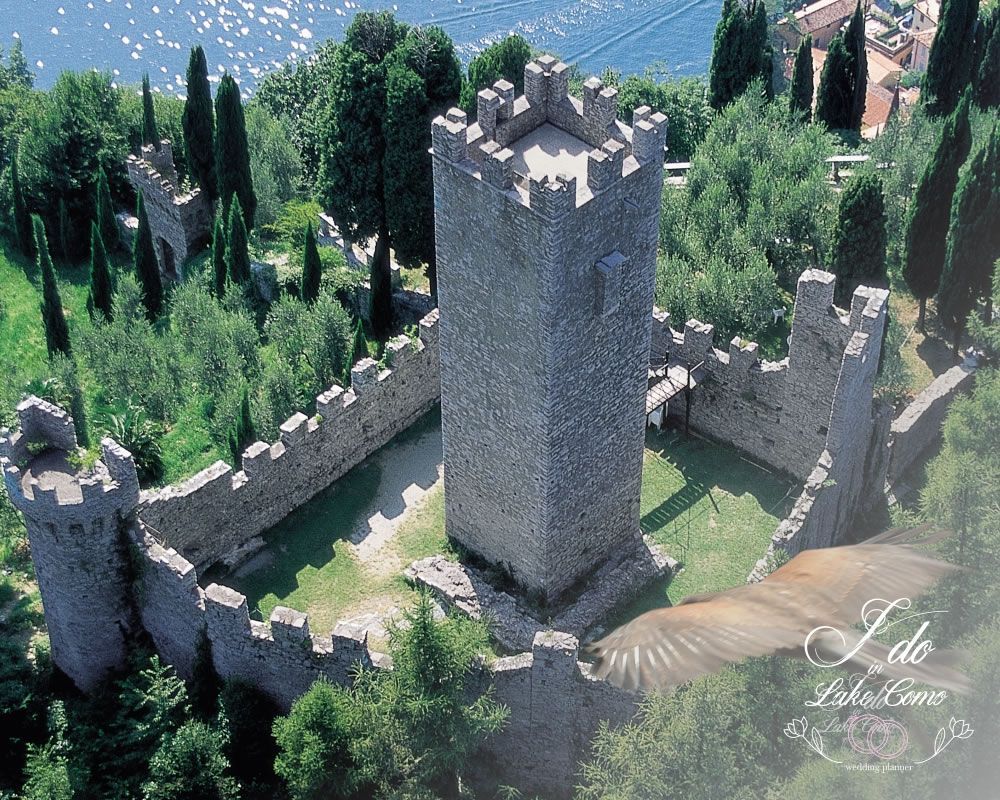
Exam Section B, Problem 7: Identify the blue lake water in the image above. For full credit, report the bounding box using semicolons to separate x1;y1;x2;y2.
2;0;720;96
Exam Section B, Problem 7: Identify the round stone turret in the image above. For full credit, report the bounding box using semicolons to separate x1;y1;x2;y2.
1;397;140;690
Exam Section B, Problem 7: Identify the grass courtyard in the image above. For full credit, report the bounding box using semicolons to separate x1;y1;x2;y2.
219;416;797;638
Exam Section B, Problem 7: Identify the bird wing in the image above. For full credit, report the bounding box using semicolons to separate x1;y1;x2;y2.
584;585;815;692
764;528;962;625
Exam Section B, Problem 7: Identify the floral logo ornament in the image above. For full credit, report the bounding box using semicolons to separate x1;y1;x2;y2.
783;717;843;764
914;717;974;765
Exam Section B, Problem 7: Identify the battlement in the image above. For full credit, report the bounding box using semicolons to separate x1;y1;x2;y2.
138;310;441;569
431;57;666;215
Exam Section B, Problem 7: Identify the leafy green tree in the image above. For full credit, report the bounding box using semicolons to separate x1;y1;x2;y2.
20;705;72;800
245;104;301;231
789;34;814;122
301;222;322;303
134;191;163;320
182;45;216;203
215;73;257;231
10;151;33;258
922;0;980;115
226;197;251;286
613;74;712;160
973;7;1000;110
218;682;280;791
104;403;164;484
35;216;71;357
903;91;972;329
228;385;256;464
459;34;532;114
88;221;114;322
829;172;888;303
141;73;160;149
0;39;33;90
816;33;854;131
95;166;120;253
141;720;240;800
212;216;228;299
939;125;1000;352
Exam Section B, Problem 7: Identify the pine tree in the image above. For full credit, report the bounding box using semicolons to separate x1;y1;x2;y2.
973;9;1000;110
903;91;973;329
134;192;164;320
211;216;228;299
182;45;217;202
922;0;980;116
215;73;257;231
141;73;160;150
95;166;120;253
35;216;71;357
938;126;1000;352
11;153;34;259
229;387;256;464
845;1;867;131
301;222;322;303
816;33;854;131
789;34;814;123
829;172;888;304
226;198;251;286
88;221;114;322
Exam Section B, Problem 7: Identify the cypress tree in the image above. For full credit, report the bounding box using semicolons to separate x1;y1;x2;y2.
301;222;322;303
11;153;34;259
182;45;217;202
95;166;120;253
709;0;748;109
141;73;160;149
57;197;71;263
829;172;888;304
903;91;972;330
35;216;72;357
134;192;164;320
816;33;854;131
345;318;370;383
845;1;867;131
746;0;773;101
973;10;1000;110
212;216;228;299
922;0;979;116
938;126;1000;352
226;198;251;286
88;221;114;322
789;34;814;123
229;387;256;464
215;74;257;231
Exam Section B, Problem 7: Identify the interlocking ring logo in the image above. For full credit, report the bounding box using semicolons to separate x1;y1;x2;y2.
846;714;909;760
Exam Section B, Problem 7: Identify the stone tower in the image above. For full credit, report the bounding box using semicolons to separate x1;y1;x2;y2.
1;397;140;690
431;57;668;603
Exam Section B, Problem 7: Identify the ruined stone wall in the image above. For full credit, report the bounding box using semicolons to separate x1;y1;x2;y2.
655;271;882;482
887;361;976;483
125;139;210;279
137;312;440;569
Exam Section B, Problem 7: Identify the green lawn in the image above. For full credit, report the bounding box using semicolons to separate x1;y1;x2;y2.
221;415;797;639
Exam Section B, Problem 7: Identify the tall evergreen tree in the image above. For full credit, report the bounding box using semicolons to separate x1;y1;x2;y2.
709;0;748;109
903;91;973;329
11;153;34;259
95;166;120;253
88;221;114;322
301;222;322;303
938;126;1000;352
922;0;980;116
789;34;814;122
182;45;217;203
815;33;854;131
229;386;256;464
459;34;532;114
134;192;164;320
141;73;160;150
348;318;369;377
35;216;71;357
215;73;257;231
845;1;867;131
226;197;251;286
211;216;228;299
746;0;773;102
973;9;1000;110
57;197;71;263
829;172;888;303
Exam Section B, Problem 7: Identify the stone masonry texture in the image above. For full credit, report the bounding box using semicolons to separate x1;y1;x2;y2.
432;57;668;604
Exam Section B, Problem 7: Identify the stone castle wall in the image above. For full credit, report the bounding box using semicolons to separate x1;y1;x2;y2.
137;311;441;570
126;139;211;279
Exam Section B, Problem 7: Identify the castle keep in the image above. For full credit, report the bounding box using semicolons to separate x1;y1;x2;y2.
431;56;667;603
